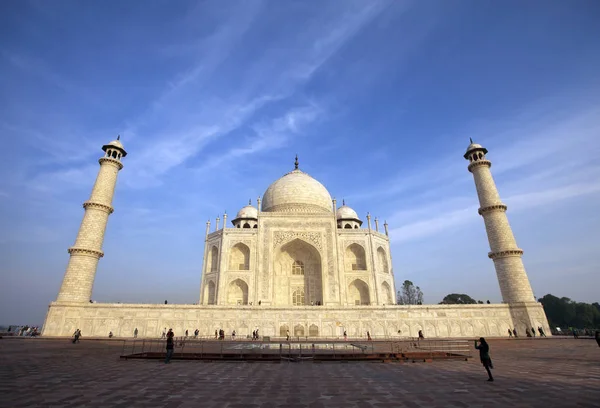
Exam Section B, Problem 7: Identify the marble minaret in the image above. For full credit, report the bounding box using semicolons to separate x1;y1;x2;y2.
56;137;126;303
465;139;535;303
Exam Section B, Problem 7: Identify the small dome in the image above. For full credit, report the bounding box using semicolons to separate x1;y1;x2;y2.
336;205;359;220
235;205;258;220
262;169;333;213
466;142;483;151
463;139;487;159
102;136;127;157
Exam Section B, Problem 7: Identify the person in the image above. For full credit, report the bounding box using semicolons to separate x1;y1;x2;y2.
525;328;532;337
474;338;494;382
185;329;188;338
258;300;261;306
343;330;347;341
134;328;138;338
108;331;113;338
165;329;174;363
215;329;218;339
572;328;579;339
286;330;290;341
595;331;600;348
161;328;166;339
232;330;236;340
538;327;546;337
507;329;513;337
512;328;518;337
194;329;199;339
418;330;424;340
531;327;536;337
367;331;372;341
72;329;81;344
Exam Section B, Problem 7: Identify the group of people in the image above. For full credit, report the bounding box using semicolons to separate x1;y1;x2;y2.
6;326;40;337
507;326;546;338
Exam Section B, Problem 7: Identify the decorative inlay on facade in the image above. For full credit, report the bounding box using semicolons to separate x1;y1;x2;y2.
478;204;507;215
273;231;323;251
488;249;524;259
267;203;330;213
82;201;114;214
67;247;104;258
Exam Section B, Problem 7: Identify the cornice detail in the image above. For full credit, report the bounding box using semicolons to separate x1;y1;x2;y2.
98;157;124;170
468;160;491;172
68;247;104;258
83;201;114;214
488;249;524;259
478;204;507;215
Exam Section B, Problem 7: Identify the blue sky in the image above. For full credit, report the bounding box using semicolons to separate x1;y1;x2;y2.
1;0;599;325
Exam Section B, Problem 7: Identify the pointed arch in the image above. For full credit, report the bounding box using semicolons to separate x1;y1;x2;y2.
345;243;366;270
209;246;219;272
274;238;322;306
294;324;305;337
229;243;250;270
280;324;289;337
377;247;389;273
348;279;370;305
227;279;248;305
381;282;393;304
205;280;216;305
309;324;319;337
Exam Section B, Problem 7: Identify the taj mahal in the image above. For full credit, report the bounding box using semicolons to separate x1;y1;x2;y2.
41;137;551;339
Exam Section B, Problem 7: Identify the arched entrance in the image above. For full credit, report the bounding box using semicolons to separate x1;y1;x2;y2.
348;279;370;305
273;238;323;306
205;280;216;305
227;279;248;305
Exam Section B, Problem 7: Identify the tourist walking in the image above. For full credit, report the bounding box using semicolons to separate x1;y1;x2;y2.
343;330;347;341
72;329;81;344
161;328;166;339
165;329;174;363
512;328;518;337
215;329;218;339
232;330;236;340
418;330;424;340
531;327;536;337
134;328;138;338
194;329;199;339
507;329;512;337
538;327;546;337
185;329;188;338
367;331;372;341
595;331;600;348
286;330;290;341
474;337;494;382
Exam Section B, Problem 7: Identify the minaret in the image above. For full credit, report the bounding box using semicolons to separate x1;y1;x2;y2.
465;139;535;304
56;137;126;303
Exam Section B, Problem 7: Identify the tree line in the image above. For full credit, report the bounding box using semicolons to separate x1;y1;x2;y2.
396;282;598;330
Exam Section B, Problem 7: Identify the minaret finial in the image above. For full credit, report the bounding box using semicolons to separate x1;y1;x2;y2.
294;154;299;170
117;135;120;141
249;199;251;205
469;137;473;144
342;199;345;206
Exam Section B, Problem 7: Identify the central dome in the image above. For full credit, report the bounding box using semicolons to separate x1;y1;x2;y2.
262;169;333;213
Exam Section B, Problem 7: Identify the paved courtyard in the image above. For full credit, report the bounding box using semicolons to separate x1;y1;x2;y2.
1;337;598;407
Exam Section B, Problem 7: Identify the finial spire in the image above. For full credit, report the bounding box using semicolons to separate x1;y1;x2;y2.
469;137;473;144
117;135;120;141
342;199;345;206
249;199;251;205
294;154;299;170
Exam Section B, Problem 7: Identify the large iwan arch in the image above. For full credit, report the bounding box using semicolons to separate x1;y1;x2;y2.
377;247;389;273
273;238;322;306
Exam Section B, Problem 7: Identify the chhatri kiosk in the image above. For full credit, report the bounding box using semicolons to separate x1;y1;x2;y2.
42;138;550;338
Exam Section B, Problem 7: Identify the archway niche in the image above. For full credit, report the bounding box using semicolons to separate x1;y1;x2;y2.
381;282;393;304
309;324;319;337
377;247;389;273
348;279;370;305
209;246;219;272
280;325;289;337
227;279;248;305
294;324;305;337
273;238;322;306
345;243;367;270
205;280;216;305
229;243;250;270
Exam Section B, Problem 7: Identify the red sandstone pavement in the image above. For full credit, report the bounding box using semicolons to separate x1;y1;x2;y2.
0;337;598;407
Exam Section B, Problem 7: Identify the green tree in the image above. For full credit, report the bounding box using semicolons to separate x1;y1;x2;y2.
539;294;600;330
397;280;424;305
439;293;478;305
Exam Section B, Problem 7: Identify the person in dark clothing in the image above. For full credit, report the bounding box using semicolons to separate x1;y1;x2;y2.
165;329;174;363
525;328;532;337
507;329;513;337
418;330;424;340
512;328;518;337
538;327;546;337
475;337;494;382
595;331;600;348
531;327;536;337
